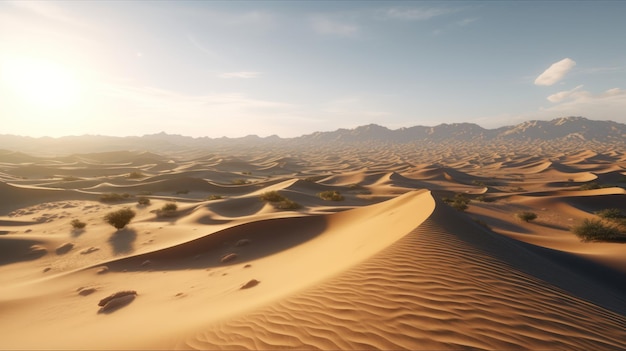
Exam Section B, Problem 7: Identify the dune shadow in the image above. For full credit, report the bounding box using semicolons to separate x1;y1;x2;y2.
0;238;47;265
108;229;137;255
102;215;328;272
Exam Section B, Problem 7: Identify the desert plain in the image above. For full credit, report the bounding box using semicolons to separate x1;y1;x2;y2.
1;129;625;350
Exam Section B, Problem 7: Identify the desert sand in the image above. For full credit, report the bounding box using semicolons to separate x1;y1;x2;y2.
0;139;625;350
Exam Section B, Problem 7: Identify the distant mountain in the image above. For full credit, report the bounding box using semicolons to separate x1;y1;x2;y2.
0;117;624;155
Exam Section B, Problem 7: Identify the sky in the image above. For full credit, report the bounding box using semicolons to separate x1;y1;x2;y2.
1;1;625;138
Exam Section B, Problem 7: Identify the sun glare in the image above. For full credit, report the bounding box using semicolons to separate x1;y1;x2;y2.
1;57;81;109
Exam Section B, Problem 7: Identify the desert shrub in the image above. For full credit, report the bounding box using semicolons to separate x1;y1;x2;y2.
276;199;301;210
232;179;249;185
595;208;624;220
70;219;86;229
161;202;177;212
99;193;131;203
206;195;223;200
571;218;624;242
260;191;285;202
303;176;325;183
318;190;344;201
516;211;537;222
104;208;135;229
472;180;486;187
128;171;145;179
579;182;601;190
445;193;470;211
137;197;151;206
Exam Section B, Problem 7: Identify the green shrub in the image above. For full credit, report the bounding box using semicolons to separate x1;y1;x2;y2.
260;191;285;202
104;208;135;230
571;218;624;242
318;190;344;201
516;211;537;222
137;197;151;206
70;219;86;229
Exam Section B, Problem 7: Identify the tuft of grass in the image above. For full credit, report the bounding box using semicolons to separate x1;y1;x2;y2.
571;218;625;243
104;208;135;230
318;190;344;201
70;219;86;229
516;211;537;222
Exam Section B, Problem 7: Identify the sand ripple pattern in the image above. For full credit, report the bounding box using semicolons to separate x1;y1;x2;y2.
184;203;626;350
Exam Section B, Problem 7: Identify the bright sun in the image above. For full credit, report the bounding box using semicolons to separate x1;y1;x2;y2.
1;57;81;109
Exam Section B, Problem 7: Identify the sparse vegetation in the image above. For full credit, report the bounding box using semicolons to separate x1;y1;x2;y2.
104;208;135;230
137;197;151;206
161;202;178;212
70;219;86;229
206;195;223;200
595;208;624;220
571;218;625;242
276;199;301;210
232;179;250;185
260;191;285;202
303;176;325;183
128;171;145;179
99;193;131;203
443;193;470;211
579;181;613;191
318;190;344;201
516;211;538;222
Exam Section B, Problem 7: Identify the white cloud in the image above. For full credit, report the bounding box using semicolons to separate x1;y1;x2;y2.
311;16;359;37
546;85;584;103
534;58;576;86
218;72;262;79
539;86;626;120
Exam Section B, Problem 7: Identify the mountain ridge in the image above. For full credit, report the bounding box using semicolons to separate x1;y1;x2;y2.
1;116;624;155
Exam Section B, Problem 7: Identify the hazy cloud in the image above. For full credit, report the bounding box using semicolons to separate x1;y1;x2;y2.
218;72;262;79
383;7;454;21
540;86;626;120
547;85;584;103
534;58;576;86
311;16;359;37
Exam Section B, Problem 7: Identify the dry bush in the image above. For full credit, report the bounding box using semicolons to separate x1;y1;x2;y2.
137;197;151;206
572;219;625;242
516;211;537;222
260;191;285;202
318;190;344;201
104;208;135;229
70;219;86;229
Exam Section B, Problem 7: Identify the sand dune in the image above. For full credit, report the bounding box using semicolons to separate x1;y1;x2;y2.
0;140;624;350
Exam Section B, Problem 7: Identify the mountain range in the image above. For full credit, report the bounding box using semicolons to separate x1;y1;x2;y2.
1;116;624;155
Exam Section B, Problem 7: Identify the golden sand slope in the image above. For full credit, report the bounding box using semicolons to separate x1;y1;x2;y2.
182;201;626;350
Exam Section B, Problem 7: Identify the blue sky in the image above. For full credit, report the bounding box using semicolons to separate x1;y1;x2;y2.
1;1;625;137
